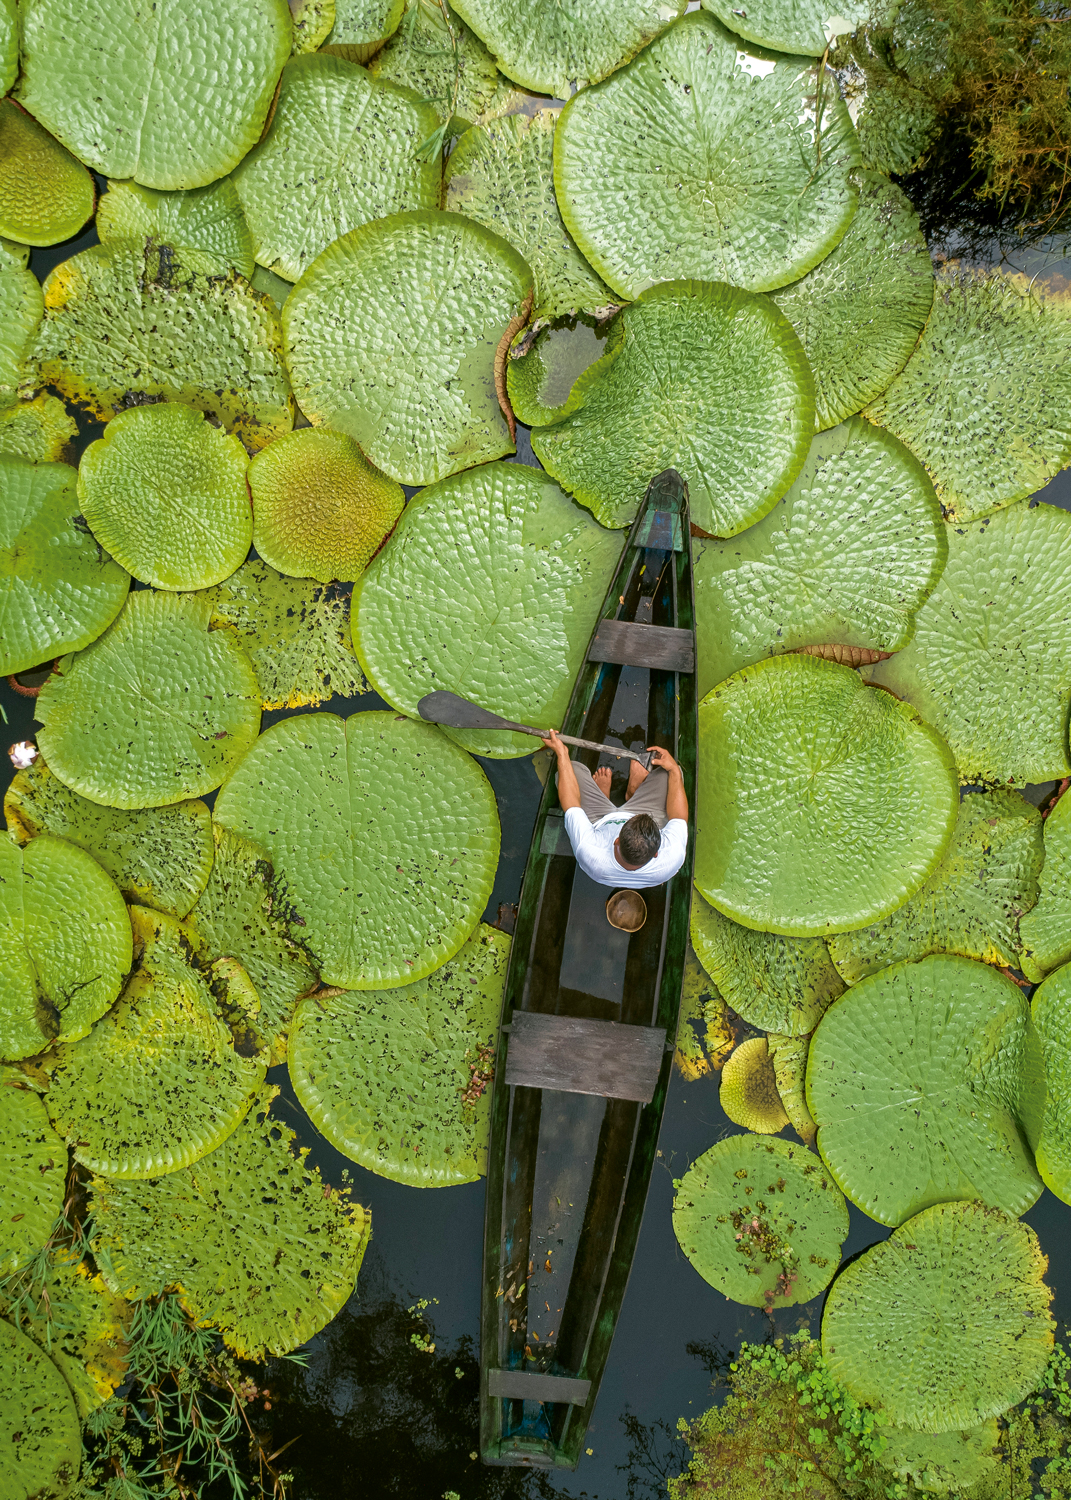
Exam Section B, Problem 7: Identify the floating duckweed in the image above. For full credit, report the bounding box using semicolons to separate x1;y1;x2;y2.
0;99;95;248
719;1038;790;1135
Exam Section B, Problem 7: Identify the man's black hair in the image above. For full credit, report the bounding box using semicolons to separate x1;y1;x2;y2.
619;813;661;868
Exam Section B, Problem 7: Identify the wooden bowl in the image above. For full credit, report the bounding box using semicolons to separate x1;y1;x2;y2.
606;889;647;932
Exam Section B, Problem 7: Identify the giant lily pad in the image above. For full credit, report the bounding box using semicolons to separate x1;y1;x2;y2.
444;111;614;320
695;654;959;936
807;954;1043;1225
693;417;945;692
672;1134;848;1308
532;280;814;535
0;0;15;95
822;1201;1053;1432
866;269;1071;523
0;100;95;249
96;179;255;279
767;1032;817;1147
77;403;252;592
283;210;532;485
506;315;624;429
89;1087;370;1359
16;0;292;190
5;757;214;920
214;711;499;989
690;888;843;1036
323;0;404;61
702;0;867;56
769;172;934;431
874;1420;1000;1496
45;907;265;1179
0;1072;66;1275
0;1316;81;1500
1020;792;1071;983
0;834;132;1063
554;11;861;299
289;923;508;1185
368;0;517;131
1031;962;1071;1205
34;241;294;451
351;462;621;757
827;790;1043;983
0;458;129;676
0;268;43;411
866;501;1071;786
0;397;77;465
35;591;262;810
234;54;440;283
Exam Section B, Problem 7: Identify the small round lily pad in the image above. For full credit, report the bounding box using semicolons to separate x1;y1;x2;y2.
0;99;95;248
96;178;255;279
1032;962;1071;1205
0;1316;81;1500
719;1038;790;1134
1020;791;1071;982
0;1071;67;1276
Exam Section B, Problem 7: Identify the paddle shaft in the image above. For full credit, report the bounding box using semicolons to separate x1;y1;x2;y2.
417;692;653;768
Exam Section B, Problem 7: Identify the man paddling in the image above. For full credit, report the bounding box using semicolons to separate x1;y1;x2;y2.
545;730;688;889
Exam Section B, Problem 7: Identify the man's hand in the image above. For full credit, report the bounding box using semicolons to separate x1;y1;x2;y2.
647;745;681;776
648;744;688;821
545;728;570;761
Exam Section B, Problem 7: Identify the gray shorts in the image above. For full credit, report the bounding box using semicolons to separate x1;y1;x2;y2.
561;764;670;829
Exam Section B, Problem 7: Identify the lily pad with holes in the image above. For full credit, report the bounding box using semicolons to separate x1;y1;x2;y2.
695;654;959;936
1020;793;1071;982
215;711;499;988
533;280;814;535
701;0;868;56
205;560;367;710
719;1038;789;1134
5;758;214;920
0;268;43;411
234;55;440;283
368;0;518;132
769;172;934;431
693;417;945;693
554;11;861;299
16;0;292;190
690;888;843;1035
323;0;404;60
45;907;264;1179
866;502;1071;787
1032;962;1071;1205
248;427;404;584
0;1072;67;1275
77;404;252;592
89;1087;370;1359
506;316;624;428
866;270;1071;523
674;951;734;1080
827;790;1043;983
0;834;132;1063
33;241;294;451
95;180;255;279
0;458;129;677
352;462;621;757
0;1316;81;1499
289;924;508;1184
0;398;78;464
672;1134;848;1308
444;111;615;320
822;1201;1053;1432
807;954;1043;1225
0;100;96;249
284;210;532;485
35;591;261;811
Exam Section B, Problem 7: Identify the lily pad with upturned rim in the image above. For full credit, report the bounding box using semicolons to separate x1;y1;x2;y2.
0;1315;81;1500
506;316;624;429
0;100;96;249
95;179;255;279
0;1071;67;1276
1020;792;1071;982
1031;962;1071;1205
719;1037;790;1134
701;0;869;57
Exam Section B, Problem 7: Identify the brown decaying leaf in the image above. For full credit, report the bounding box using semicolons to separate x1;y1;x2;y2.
494;289;533;443
792;644;895;668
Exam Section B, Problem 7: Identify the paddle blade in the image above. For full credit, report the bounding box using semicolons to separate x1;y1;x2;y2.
417;691;531;735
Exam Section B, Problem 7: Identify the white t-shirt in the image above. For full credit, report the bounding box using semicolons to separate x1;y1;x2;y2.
563;808;689;889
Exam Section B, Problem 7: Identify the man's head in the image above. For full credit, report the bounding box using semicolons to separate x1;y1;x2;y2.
615;813;661;870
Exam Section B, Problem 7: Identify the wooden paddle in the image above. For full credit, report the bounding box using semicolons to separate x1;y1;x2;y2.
417;691;654;768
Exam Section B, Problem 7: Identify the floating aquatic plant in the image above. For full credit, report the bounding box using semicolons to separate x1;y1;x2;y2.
718;1037;790;1134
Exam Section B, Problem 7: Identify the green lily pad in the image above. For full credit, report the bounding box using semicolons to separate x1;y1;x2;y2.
690;888;843;1036
719;1037;790;1134
821;1201;1053;1432
695;654;959;936
0;398;78;464
89;1087;371;1359
444;111;614;321
701;0;867;57
214;711;500;989
351;462;621;758
34;240;294;452
368;0;518;133
854;76;941;178
1020;793;1071;983
77;403;252;592
291;0;337;53
289;923;508;1185
1032;962;1071;1205
35;591;262;811
247;426;405;584
0;458;129;676
693;417;945;693
0;0;16;95
554;11;861;300
827;790;1043;983
0;834;132;1063
865;501;1071;787
875;1420;1000;1495
674;950;735;1080
5;757;214;920
807;954;1043;1225
45;907;265;1179
0;100;95;249
95;179;255;279
234;54;440;283
0;1316;81;1500
767;1032;817;1147
184;826;316;1068
0;1072;66;1276
672;1134;848;1308
16;0;292;190
205;560;367;710
0;268;43;412
506;315;624;429
866;270;1071;523
533;280;814;535
323;0;404;61
0;239;30;272
283;209;532;485
769;172;934;432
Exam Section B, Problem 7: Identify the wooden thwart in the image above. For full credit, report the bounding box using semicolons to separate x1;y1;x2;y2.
487;1369;592;1406
505;1012;667;1103
588;619;695;673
